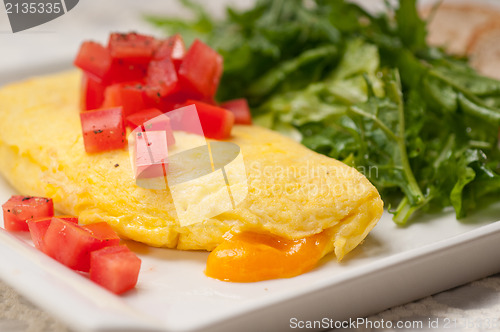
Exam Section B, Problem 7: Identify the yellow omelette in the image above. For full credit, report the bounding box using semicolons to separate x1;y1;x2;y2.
0;71;383;281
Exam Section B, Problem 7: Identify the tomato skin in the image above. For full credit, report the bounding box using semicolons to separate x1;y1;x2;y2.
81;73;106;111
145;58;179;99
80;107;126;153
220;98;252;125
27;216;78;251
178;39;223;98
184;100;234;140
74;42;112;80
154;34;185;70
108;32;157;64
2;196;54;232
134;131;169;179
90;245;141;295
102;82;147;118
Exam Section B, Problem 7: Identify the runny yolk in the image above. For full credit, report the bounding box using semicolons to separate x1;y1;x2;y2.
205;231;330;282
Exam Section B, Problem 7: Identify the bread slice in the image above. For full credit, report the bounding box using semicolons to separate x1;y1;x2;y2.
466;22;500;79
420;2;500;54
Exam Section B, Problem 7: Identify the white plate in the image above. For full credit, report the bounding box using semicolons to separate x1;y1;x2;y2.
1;0;500;328
1;165;500;332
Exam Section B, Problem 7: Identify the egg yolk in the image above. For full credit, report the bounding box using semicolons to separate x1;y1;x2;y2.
205;231;330;282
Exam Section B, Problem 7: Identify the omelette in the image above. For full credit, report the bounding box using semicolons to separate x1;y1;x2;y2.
0;71;383;281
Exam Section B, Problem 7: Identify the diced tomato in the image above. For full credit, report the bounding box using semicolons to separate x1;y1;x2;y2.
90;245;141;295
107;60;148;84
143;114;176;146
2;196;54;232
44;218;98;271
143;90;190;113
178;39;223;98
44;218;119;272
145;58;179;100
220;98;252;125
82;222;120;247
184;100;234;140
27;216;78;251
80;107;126;153
125;108;163;130
154;34;185;69
101;84;121;107
102;83;147;118
108;32;157;63
81;73;106;111
135;131;169;179
74;41;112;80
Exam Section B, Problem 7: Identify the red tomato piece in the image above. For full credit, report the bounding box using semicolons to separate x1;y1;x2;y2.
178;39;223;98
80;107;126;153
145;58;179;100
74;41;112;80
134;131;169;179
44;218;101;271
44;218;120;272
220;98;252;125
107;60;148;84
82;222;120;247
27;216;78;251
185;100;234;140
81;73;106;111
154;34;186;69
2;196;54;232
102;82;147;118
143;90;190;114
108;32;157;63
90;245;141;295
125;108;163;130
143;114;176;146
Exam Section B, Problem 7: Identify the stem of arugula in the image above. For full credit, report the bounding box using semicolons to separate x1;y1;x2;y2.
388;71;425;225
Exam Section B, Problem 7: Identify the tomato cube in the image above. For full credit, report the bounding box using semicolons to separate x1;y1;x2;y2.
27;216;78;251
107;60;148;84
80;107;126;153
2;196;54;232
185;100;234;140
90;245;141;295
44;218;120;272
82;222;120;247
81;73;106;111
220;98;252;125
154;34;186;69
102;83;147;118
178;39;223;98
145;58;179;100
143;114;176;146
44;218;100;271
135;131;169;179
143;90;190;114
125;108;163;130
108;32;157;63
74;41;112;80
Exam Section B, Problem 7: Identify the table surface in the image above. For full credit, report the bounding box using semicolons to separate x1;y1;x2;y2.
0;1;499;331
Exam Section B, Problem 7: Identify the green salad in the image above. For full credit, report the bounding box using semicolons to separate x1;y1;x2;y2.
147;0;500;225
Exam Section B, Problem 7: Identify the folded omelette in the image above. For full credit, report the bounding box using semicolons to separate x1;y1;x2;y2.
0;71;383;262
